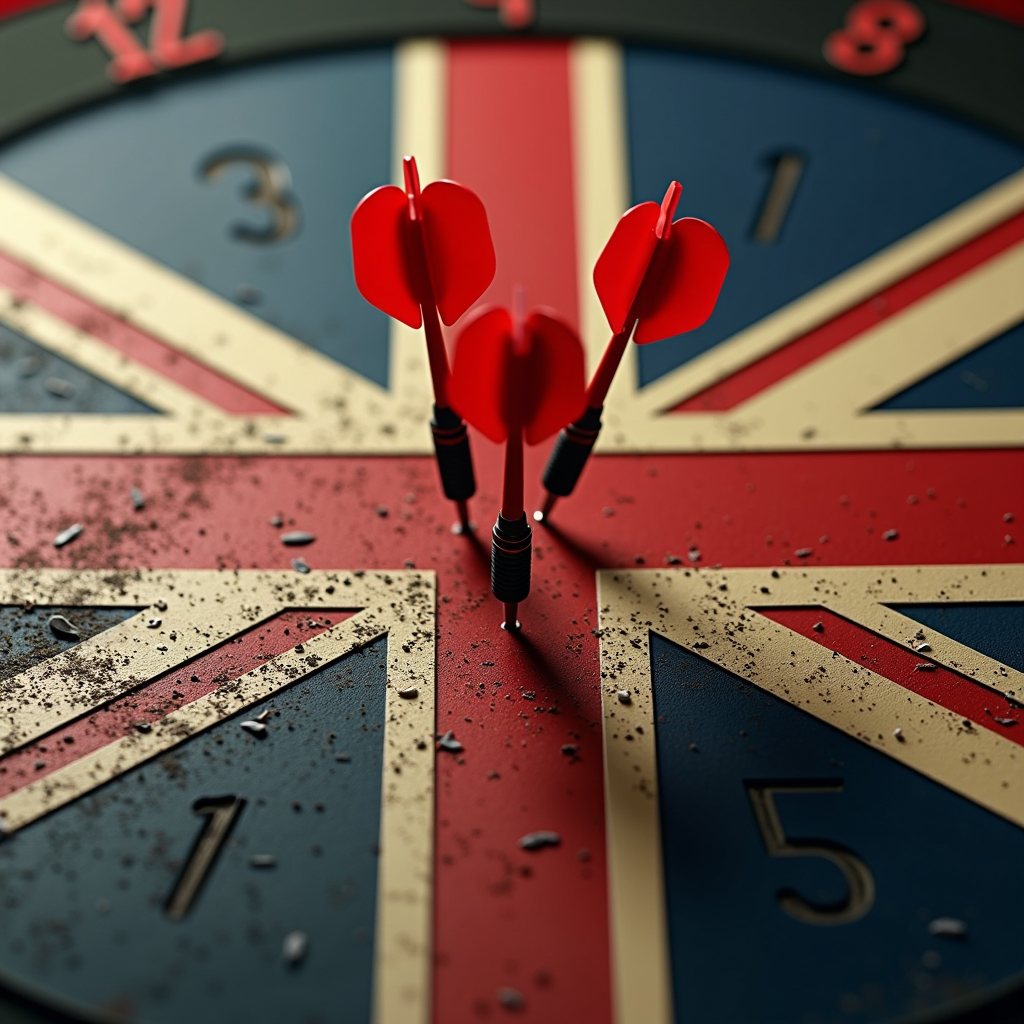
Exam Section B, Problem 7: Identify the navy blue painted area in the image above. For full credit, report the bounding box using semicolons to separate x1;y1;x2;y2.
875;320;1024;410
649;632;1024;1024
0;605;138;683
0;50;394;388
0;322;157;415
0;638;388;1024
890;603;1024;674
624;49;1024;387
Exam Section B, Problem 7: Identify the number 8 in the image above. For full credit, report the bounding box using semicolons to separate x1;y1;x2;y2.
824;0;926;77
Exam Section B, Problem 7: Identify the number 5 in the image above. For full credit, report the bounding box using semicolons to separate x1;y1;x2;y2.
745;780;875;926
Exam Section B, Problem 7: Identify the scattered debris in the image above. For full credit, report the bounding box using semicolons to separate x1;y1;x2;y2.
915;663;937;672
282;930;308;965
240;720;267;738
1004;512;1015;522
561;744;579;756
263;433;287;444
928;917;967;939
883;529;899;541
794;548;813;559
16;355;42;377
236;283;262;305
249;854;277;868
133;721;151;734
518;831;561;851
616;690;631;705
397;686;418;699
281;531;315;546
130;487;145;511
269;514;283;527
375;505;388;517
147;617;162;629
687;547;701;563
497;987;525;1011
688;742;699;752
665;554;683;565
292;557;311;574
45;376;75;399
53;523;83;548
48;614;80;641
893;728;904;741
914;641;931;652
522;691;536;700
335;753;352;762
994;717;1018;727
437;731;463;753
812;621;824;633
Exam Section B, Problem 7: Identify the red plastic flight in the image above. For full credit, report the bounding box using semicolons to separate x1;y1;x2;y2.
350;156;496;529
539;180;729;518
450;290;586;630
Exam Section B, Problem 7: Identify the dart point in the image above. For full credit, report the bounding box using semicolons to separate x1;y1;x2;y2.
535;493;557;522
501;603;521;632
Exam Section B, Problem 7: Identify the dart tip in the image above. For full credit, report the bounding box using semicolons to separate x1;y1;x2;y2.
501;603;521;633
451;501;475;535
534;493;558;523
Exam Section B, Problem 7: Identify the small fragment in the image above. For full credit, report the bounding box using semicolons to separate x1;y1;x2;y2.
914;641;931;652
281;531;315;546
45;376;75;399
794;547;813;559
133;721;151;734
263;432;287;444
249;854;277;868
1004;512;1015;522
269;514;283;527
397;686;418;699
375;505;389;517
282;930;308;965
994;717;1018;727
16;355;42;378
915;663;937;672
687;547;701;563
335;753;352;762
240;720;267;738
518;831;560;851
497;987;525;1011
893;727;903;742
147;617;162;629
130;487;145;511
665;554;683;565
561;744;579;756
437;730;463;753
48;614;80;641
53;523;83;548
616;690;631;705
928;917;967;939
883;529;899;541
812;621;824;633
292;557;311;574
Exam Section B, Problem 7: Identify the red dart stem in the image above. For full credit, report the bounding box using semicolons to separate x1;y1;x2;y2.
582;180;683;410
403;155;452;408
501;285;528;520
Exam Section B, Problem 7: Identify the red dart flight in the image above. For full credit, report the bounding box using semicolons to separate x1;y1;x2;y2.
449;289;586;630
350;155;496;530
538;180;729;518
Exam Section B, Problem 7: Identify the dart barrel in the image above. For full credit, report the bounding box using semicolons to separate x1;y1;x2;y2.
491;513;532;603
541;405;603;498
431;405;477;502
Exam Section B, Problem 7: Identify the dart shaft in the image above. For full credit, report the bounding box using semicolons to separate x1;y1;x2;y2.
585;329;630;408
501;425;525;521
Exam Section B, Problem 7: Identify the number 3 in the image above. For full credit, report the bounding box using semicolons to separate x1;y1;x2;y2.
746;780;876;926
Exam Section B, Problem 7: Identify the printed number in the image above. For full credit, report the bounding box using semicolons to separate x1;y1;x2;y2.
823;0;926;76
463;0;535;30
746;780;876;926
201;149;302;245
752;152;806;244
65;0;224;84
165;795;245;920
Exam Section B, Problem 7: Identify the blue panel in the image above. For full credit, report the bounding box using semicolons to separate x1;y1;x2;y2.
889;603;1024;673
0;605;139;682
0;50;394;388
651;632;1024;1024
0;322;157;414
624;49;1024;386
875;320;1024;410
0;638;388;1024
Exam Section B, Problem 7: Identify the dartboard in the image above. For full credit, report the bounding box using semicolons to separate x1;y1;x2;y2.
0;2;1020;1023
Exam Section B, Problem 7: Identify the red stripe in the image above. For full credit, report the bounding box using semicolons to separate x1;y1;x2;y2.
760;606;1022;742
936;0;1024;27
673;210;1024;412
0;248;288;415
0;0;62;22
0;608;353;797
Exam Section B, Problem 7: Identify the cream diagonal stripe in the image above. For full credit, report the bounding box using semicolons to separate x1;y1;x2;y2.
0;43;441;454
597;563;1024;1024
0;568;435;1024
569;49;1024;453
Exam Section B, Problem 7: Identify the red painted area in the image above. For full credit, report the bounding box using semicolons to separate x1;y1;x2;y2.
446;41;579;332
0;445;1020;1021
0;609;352;798
0;0;61;22
673;210;1024;412
759;606;1022;742
0;248;288;415
937;0;1024;26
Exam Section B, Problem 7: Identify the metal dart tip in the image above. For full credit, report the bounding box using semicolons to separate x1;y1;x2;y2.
451;501;475;535
537;493;557;521
501;603;521;632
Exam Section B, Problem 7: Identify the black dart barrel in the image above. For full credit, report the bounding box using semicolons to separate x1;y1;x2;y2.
430;404;476;532
537;405;603;520
491;512;532;632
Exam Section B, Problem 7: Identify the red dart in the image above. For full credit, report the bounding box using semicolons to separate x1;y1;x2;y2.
350;155;495;531
449;288;586;630
538;180;729;518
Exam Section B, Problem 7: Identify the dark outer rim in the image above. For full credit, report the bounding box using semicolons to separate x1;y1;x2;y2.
0;1;1021;1022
